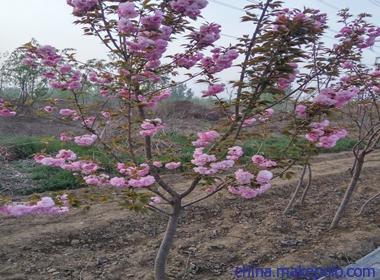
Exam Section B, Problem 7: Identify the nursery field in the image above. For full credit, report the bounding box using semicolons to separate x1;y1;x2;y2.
0;149;379;280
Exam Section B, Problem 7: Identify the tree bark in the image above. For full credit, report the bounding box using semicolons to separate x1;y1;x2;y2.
283;164;308;214
154;202;181;280
300;164;312;205
329;152;365;229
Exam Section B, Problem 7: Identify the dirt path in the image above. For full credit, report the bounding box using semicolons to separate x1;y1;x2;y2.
0;151;379;279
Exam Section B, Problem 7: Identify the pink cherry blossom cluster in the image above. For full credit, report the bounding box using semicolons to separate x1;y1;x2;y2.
228;169;273;199
107;163;156;188
67;0;99;16
74;134;98;146
305;120;348;148
138;89;171;108
58;108;82;121
192;130;220;147
0;98;16;117
174;52;204;69
256;108;274;122
191;23;221;48
35;152;99;175
251;155;277;168
165;162;182;170
128;175;156;188
226;146;244;161
335;25;380;49
273;8;327;33
314;87;359;108
192;147;235;175
122;8;172;68
113;163;155;188
83;174;110;186
35;45;61;67
235;169;254;185
277;63;298;90
170;0;208;20
0;196;69;217
25;45;85;91
295;104;308;119
201;48;239;74
140;118;165;137
202;83;225;97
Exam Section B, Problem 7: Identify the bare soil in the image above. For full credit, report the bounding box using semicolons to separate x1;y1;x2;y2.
0;151;379;280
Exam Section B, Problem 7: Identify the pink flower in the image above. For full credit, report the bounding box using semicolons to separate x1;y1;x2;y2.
60;132;72;142
101;111;111;119
56;149;77;161
140;118;165;137
0;197;69;217
202;83;225;97
80;161;99;175
110;177;128;188
39;157;66;168
59;108;76;117
153;161;163;168
175;52;204;69
256;170;273;184
235;169;254;185
0;99;16;117
128;175;156;188
165;162;181;170
82;116;96;127
341;60;354;69
141;10;164;30
74;134;97;146
149;196;162;206
43;106;54;113
67;0;99;16
295;104;307;118
192;130;220;147
201;48;239;74
305;120;348;148
191;148;216;166
191;23;221;48
170;0;208;19
251;155;277;168
60;64;72;74
83;175;102;186
118;2;138;19
226;146;244;161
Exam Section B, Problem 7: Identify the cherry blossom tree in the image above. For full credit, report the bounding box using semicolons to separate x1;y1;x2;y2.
329;62;380;228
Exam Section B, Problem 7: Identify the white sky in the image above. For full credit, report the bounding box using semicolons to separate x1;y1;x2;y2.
1;0;379;94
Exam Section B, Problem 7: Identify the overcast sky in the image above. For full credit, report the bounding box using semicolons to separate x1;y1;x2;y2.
1;0;379;94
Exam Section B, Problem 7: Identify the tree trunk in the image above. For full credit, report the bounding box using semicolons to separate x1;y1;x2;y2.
329;152;365;229
300;164;312;205
283;164;308;214
154;202;181;280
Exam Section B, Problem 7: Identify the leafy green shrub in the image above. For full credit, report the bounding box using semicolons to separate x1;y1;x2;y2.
25;165;83;194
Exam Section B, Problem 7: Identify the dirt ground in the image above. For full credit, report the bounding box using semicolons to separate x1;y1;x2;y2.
0;151;379;280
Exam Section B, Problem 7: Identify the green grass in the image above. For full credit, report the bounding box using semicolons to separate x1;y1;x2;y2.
0;136;113;166
27;165;83;194
156;131;195;163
